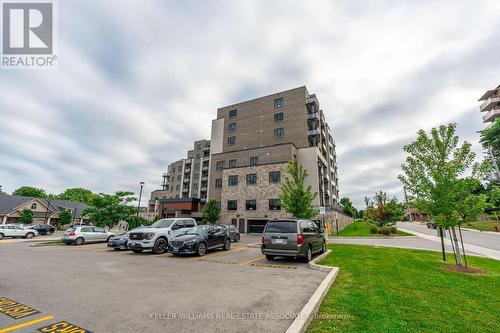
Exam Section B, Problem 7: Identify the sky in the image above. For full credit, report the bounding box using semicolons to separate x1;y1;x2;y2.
1;0;499;208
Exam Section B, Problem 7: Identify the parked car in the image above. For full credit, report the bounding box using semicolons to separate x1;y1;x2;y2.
426;221;437;229
0;224;38;239
26;224;55;235
261;218;326;262
168;225;231;256
62;226;115;245
127;218;197;254
107;232;131;250
219;224;240;242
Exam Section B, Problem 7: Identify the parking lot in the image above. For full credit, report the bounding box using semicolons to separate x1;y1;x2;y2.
0;235;327;333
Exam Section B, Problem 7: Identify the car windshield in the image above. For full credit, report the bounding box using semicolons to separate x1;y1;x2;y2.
66;227;76;232
185;225;209;235
150;219;174;228
265;221;297;233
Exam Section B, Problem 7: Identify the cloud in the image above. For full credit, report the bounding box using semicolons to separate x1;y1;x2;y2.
1;0;500;208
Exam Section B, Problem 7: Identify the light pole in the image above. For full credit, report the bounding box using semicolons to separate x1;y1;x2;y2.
137;182;145;217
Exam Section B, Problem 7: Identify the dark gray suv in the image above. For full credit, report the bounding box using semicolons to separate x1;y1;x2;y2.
261;218;326;262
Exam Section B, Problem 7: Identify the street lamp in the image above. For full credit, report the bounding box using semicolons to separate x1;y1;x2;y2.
137;182;145;217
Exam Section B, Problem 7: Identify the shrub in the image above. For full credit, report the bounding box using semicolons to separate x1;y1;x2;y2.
370;226;379;234
381;227;391;235
390;226;397;234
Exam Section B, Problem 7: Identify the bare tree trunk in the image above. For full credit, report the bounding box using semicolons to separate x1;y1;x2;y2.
450;227;463;267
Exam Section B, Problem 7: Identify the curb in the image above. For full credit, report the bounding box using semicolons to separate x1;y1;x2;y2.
461;227;500;236
328;236;419;240
286;250;339;333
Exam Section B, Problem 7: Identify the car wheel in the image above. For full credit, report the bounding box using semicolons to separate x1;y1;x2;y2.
25;232;35;239
106;236;112;242
113;248;120;251
304;246;313;263
132;249;143;253
0;233;4;240
75;237;84;246
46;230;52;235
266;255;274;261
153;238;168;254
223;238;231;251
234;234;240;242
320;241;326;254
196;242;207;256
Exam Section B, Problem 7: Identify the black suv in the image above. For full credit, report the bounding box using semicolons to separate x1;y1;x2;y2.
168;225;231;256
26;224;55;235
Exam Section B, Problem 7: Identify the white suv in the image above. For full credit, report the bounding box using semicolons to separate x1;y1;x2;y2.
128;218;196;254
0;224;38;239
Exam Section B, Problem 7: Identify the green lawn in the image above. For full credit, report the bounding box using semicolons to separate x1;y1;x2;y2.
307;244;500;333
334;221;412;237
464;221;500;232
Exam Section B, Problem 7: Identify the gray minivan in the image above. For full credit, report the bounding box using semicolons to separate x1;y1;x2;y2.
261;218;326;262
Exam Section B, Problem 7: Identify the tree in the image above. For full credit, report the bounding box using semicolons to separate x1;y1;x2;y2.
480;118;500;181
58;210;72;226
363;191;404;227
202;199;220;224
58;188;95;204
340;197;357;218
12;186;47;198
81;191;138;228
19;209;33;224
280;159;318;219
399;123;487;267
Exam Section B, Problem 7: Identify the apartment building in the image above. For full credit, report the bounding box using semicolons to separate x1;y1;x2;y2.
208;86;339;233
478;84;500;123
164;139;211;202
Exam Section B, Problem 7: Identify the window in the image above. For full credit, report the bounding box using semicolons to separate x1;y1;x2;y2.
228;123;237;131
246;173;257;185
228;175;238;186
229;109;237;118
177;175;181;181
227;200;237;210
30;203;37;210
81;227;92;233
178;166;182;171
184;219;196;228
196;154;200;159
227;136;236;145
274;98;284;108
194;163;200;170
215;178;223;188
194;173;199;179
250;156;258;166
274;112;284;121
269;171;281;183
176;185;180;190
300;221;312;233
229;159;237;168
197;144;202;150
245;200;257;211
266;221;296;233
269;199;281;210
216;161;225;171
193;183;198;189
274;127;284;137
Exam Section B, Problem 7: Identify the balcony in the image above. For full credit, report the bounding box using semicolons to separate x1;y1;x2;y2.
200;197;207;203
183;178;190;183
306;95;318;105
184;168;191;173
202;166;209;171
185;158;192;165
480;96;500;111
182;188;189;193
200;187;208;192
202;146;210;152
202;156;210;162
308;129;319;136
482;108;500;122
201;176;208;181
306;112;318;120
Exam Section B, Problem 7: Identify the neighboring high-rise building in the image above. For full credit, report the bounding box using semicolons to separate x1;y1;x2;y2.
478;84;500;123
208;86;339;233
164;139;211;201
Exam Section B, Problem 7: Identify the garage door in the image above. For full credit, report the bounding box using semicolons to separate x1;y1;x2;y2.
247;219;268;234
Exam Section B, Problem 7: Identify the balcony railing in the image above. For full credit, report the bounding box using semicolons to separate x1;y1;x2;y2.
306;95;318;105
202;156;210;162
182;188;189;193
483;108;500;122
202;146;210;151
202;166;209;171
480;96;500;111
200;187;208;192
307;112;318;120
185;158;192;164
201;176;209;181
184;168;191;173
308;129;319;136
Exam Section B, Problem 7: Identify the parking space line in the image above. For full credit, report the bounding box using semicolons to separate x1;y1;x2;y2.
239;255;265;266
191;246;248;260
0;315;54;333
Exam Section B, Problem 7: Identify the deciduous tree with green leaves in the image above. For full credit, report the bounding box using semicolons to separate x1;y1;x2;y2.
58;210;73;226
363;191;404;227
201;199;220;224
12;186;48;198
480;118;500;181
340;197;357;218
399;123;487;267
280;158;318;219
19;209;33;224
81;191;138;228
58;188;95;205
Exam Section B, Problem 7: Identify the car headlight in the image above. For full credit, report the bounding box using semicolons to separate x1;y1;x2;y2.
144;232;155;240
185;239;198;245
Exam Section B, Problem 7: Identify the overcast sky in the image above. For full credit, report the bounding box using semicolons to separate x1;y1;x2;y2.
1;0;499;208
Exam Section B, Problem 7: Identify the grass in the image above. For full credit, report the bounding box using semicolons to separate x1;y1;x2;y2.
307;244;500;333
464;221;500;232
333;221;412;237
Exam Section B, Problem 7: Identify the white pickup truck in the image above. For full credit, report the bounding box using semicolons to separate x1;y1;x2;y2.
127;218;197;254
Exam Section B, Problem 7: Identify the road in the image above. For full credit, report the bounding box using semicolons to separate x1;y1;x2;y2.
0;235;326;333
397;222;500;252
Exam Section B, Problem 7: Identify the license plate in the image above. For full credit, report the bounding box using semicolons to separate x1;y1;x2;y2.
172;247;179;253
273;238;286;244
